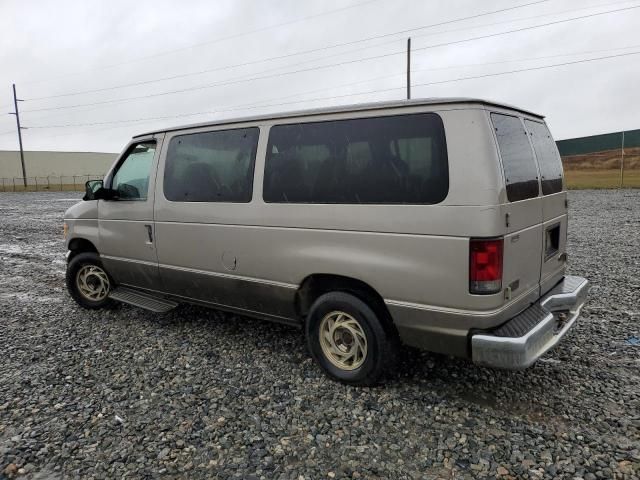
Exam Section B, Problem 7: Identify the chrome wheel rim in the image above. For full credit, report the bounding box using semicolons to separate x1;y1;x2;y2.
76;265;110;301
319;311;368;371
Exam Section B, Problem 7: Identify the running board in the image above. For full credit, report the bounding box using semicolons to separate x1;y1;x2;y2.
109;287;178;313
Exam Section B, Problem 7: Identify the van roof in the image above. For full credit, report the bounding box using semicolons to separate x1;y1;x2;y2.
133;97;543;138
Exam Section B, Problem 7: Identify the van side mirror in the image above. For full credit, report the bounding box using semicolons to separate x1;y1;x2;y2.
84;180;106;201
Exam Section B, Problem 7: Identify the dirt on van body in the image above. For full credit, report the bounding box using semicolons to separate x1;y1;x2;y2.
0;191;638;480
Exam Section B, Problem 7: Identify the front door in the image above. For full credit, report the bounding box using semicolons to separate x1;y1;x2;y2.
98;135;164;291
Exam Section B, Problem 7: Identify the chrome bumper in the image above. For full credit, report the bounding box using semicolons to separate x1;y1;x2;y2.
471;275;589;369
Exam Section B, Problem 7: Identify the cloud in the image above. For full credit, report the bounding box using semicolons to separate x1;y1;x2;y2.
0;0;637;152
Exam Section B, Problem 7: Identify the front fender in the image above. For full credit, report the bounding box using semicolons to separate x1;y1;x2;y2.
64;200;99;251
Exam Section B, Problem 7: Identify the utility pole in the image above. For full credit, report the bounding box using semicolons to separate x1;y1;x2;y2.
406;37;411;100
9;83;27;187
619;130;625;189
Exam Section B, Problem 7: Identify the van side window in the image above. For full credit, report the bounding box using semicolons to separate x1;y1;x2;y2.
263;113;448;204
491;113;539;202
524;120;563;195
164;127;259;202
111;141;156;200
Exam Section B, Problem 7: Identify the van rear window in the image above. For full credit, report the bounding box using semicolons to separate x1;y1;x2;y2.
491;113;539;202
524;120;563;195
263;113;448;204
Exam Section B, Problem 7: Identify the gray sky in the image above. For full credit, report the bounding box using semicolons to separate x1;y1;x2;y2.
0;0;638;153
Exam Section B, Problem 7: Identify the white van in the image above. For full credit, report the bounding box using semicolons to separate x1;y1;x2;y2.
64;98;588;385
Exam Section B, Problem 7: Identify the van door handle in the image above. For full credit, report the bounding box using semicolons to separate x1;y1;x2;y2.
145;224;153;244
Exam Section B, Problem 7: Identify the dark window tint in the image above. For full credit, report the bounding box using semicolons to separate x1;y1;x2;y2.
491;113;539;202
525;120;563;195
263;113;448;204
164;128;259;202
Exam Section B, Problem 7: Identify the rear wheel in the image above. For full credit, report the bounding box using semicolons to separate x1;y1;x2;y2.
66;252;113;309
306;292;397;386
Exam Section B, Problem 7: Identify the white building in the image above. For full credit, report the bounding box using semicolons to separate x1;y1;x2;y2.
0;150;117;181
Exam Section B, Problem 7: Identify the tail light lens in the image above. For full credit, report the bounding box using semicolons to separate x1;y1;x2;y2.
469;238;503;294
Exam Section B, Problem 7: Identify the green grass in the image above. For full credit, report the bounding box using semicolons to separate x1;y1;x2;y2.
564;169;640;189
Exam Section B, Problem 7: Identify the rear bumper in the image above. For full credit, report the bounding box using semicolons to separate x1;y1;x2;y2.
471;275;589;369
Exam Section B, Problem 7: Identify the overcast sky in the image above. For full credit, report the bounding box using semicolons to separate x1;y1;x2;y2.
0;0;638;153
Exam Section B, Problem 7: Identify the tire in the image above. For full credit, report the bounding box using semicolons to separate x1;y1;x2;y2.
66;252;114;309
306;291;398;386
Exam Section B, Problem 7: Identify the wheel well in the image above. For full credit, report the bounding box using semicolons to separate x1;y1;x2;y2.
67;238;98;262
295;274;395;327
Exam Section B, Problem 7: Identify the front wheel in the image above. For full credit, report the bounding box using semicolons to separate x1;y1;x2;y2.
306;292;398;386
66;252;113;309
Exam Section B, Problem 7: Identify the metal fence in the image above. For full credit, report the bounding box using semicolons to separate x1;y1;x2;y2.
0;175;104;192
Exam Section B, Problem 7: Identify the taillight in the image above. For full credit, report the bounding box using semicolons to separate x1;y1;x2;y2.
469;238;503;294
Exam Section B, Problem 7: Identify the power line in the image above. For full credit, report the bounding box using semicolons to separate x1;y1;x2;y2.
24;72;409;132
21;0;636;104
26;42;640;131
24;48;640;131
22;1;567;123
24;38;398;102
201;47;639;117
21;38;640;135
25;47;640;131
24;0;552;100
21;50;405;113
17;0;384;87
413;49;640;87
145;48;640;117
19;0;638;127
281;48;640;107
25;78;396;129
409;0;638;45
26;113;216;129
410;3;640;58
413;42;640;71
19;37;405;124
20;3;640;114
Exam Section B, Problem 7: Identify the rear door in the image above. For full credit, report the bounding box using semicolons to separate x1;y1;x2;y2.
524;120;567;293
491;113;543;305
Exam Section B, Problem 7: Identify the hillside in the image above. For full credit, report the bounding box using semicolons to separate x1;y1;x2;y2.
561;146;640;171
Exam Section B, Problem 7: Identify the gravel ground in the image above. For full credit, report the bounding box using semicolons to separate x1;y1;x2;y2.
0;190;638;480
